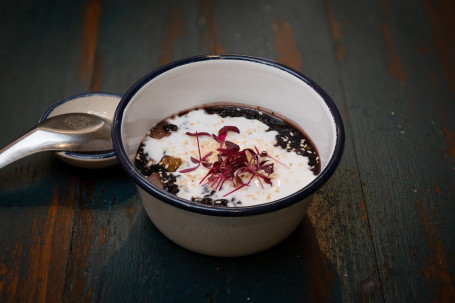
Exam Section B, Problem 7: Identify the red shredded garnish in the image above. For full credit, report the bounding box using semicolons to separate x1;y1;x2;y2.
180;126;283;196
179;131;212;173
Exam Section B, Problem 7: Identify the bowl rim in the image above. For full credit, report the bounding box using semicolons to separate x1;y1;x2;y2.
40;92;121;160
112;54;345;217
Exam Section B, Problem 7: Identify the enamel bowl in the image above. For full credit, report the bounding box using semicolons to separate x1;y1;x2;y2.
112;55;344;257
40;93;121;169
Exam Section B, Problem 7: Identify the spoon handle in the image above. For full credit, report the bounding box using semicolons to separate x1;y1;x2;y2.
0;113;113;169
0;129;72;169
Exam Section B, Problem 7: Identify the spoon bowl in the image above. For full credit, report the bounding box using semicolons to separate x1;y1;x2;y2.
39;92;121;168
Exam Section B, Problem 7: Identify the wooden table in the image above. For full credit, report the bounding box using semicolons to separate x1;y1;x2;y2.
1;1;454;302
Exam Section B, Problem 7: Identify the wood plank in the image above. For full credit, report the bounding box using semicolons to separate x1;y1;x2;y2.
0;1;91;145
329;0;455;301
0;1;95;302
61;166;138;302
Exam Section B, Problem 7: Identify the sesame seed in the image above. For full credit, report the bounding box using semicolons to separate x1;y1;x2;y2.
290;132;294;136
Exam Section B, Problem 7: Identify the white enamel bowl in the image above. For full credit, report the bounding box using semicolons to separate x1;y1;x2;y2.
40;93;121;169
112;55;344;257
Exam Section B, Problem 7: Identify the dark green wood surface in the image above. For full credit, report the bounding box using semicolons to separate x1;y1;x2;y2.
1;0;454;302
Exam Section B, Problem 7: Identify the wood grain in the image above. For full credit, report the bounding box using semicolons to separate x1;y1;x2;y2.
0;0;454;302
329;0;455;301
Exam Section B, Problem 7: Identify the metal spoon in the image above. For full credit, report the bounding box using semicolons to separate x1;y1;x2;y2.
0;113;113;169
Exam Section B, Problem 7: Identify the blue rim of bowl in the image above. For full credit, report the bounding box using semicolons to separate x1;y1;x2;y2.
112;54;345;217
40;92;120;160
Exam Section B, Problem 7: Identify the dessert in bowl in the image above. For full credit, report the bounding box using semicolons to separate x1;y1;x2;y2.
112;55;344;257
134;104;321;207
